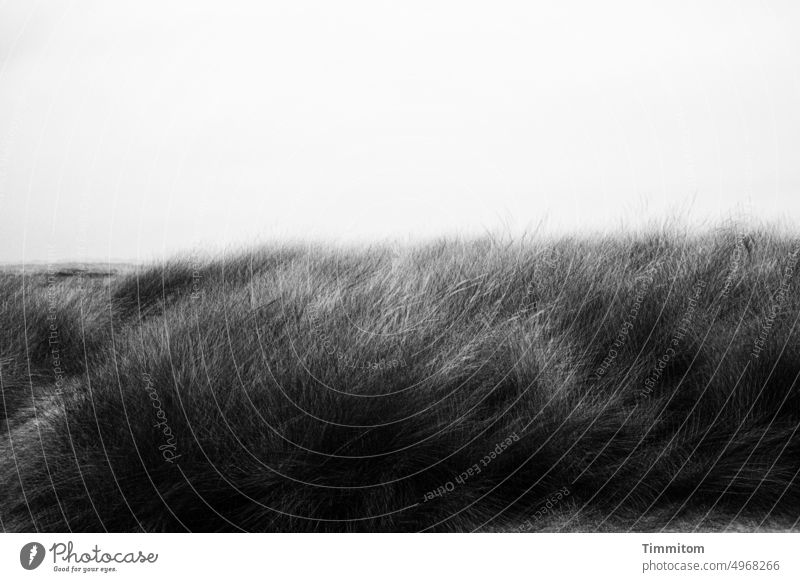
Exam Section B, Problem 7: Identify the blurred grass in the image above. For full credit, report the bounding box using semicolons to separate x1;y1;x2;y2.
1;226;799;532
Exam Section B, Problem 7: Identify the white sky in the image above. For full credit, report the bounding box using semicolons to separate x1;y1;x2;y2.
1;0;799;263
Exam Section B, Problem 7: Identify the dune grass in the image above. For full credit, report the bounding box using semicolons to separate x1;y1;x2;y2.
1;226;800;532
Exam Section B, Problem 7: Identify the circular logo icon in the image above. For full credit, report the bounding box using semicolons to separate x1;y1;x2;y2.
20;542;46;570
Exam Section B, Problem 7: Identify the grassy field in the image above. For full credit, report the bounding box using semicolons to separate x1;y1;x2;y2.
2;226;800;532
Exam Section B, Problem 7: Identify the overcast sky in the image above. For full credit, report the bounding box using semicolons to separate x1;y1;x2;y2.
1;0;799;263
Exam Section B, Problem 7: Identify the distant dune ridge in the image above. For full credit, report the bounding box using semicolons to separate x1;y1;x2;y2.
2;226;800;532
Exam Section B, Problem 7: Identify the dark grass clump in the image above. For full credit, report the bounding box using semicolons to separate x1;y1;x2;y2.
1;227;800;532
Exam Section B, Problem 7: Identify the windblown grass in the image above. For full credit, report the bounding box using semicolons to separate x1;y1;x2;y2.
1;226;799;532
